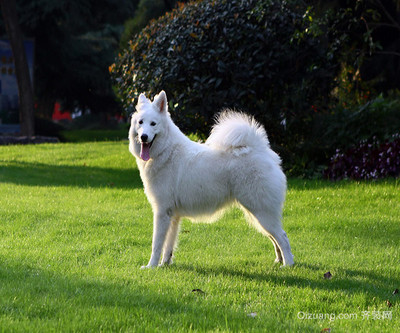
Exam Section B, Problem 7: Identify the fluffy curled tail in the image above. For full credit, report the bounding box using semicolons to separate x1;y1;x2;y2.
206;110;271;151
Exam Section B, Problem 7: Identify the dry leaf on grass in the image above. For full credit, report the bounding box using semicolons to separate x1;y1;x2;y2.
192;289;205;294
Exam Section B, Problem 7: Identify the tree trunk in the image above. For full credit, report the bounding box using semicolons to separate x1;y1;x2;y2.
0;0;34;137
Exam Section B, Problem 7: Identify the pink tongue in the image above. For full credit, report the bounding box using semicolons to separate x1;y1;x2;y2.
140;143;151;161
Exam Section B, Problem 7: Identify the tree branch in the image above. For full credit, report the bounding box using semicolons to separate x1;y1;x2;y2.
376;0;400;30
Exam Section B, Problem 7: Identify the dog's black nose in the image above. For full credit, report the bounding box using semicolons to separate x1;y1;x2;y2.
141;134;148;142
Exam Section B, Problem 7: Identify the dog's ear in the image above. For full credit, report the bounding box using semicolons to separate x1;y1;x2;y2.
138;93;149;105
153;90;167;113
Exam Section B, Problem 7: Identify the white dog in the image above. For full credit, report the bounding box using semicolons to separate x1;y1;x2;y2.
129;91;294;268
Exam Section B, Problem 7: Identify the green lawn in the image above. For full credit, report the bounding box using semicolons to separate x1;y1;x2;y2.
0;141;399;332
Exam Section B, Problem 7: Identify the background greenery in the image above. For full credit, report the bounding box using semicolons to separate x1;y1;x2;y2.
112;0;400;178
0;142;399;331
2;0;399;178
0;0;137;118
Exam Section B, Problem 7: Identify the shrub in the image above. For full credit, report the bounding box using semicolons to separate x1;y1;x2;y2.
297;93;400;178
112;0;338;141
319;94;400;151
324;135;400;180
120;0;170;47
34;117;65;138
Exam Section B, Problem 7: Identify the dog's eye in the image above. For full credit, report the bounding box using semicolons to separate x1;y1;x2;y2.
138;120;143;125
150;122;156;126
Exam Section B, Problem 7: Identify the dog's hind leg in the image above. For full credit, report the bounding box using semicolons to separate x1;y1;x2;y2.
142;211;172;268
272;229;294;266
248;210;294;266
161;216;181;266
268;235;283;264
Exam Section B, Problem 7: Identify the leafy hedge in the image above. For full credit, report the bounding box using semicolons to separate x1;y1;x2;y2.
322;95;400;181
112;0;337;142
293;94;400;178
113;0;399;179
318;94;400;151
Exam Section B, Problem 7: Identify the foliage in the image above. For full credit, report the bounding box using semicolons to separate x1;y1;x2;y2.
112;0;339;138
324;134;400;180
113;0;400;177
34;116;65;138
1;0;137;117
286;93;400;178
354;0;400;94
320;93;400;150
306;0;400;107
120;0;166;47
120;0;187;47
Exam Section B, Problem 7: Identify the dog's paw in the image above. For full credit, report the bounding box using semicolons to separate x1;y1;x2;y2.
140;265;155;269
160;258;173;266
159;262;174;269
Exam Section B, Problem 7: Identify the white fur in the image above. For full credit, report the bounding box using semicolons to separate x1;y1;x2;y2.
129;91;294;268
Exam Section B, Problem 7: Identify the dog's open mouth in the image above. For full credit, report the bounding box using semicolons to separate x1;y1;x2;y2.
140;135;156;161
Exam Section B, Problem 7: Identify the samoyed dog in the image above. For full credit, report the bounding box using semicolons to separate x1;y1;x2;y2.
129;91;294;268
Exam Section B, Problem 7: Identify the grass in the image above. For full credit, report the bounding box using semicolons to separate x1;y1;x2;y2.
0;141;399;332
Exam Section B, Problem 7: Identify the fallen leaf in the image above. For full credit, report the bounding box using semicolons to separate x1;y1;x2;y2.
393;288;399;295
192;289;205;294
324;271;332;279
321;329;331;333
386;300;392;307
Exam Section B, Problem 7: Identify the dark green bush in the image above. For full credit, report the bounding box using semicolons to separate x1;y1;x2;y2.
34;117;65;138
321;94;400;149
112;0;399;178
288;93;400;177
312;93;400;162
112;0;338;144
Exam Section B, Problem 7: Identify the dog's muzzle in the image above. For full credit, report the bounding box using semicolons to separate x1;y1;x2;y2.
139;134;156;161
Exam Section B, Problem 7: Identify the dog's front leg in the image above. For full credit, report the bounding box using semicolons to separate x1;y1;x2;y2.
141;211;171;269
161;216;181;265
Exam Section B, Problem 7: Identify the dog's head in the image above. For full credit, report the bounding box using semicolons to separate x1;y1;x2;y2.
129;91;168;161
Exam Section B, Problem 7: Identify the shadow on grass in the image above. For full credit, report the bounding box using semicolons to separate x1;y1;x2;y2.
0;261;267;331
174;261;399;304
0;161;142;189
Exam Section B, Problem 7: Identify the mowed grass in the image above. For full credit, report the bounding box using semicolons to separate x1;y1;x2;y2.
0;141;399;332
